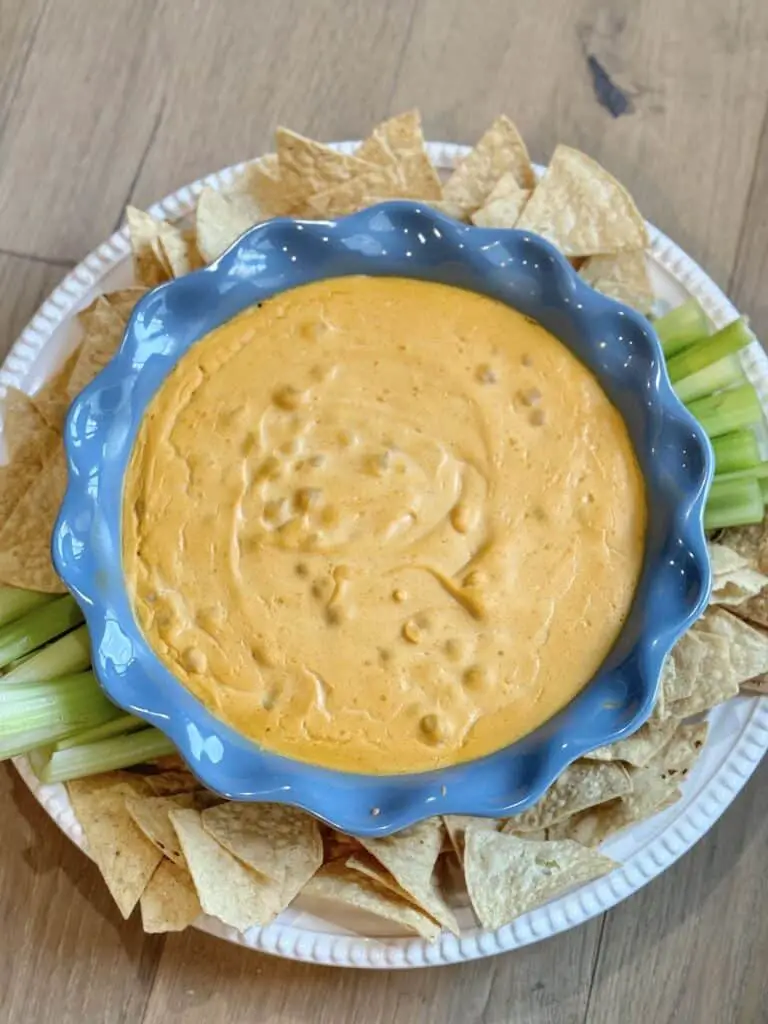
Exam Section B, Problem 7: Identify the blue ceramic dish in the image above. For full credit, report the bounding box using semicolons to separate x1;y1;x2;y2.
53;202;712;836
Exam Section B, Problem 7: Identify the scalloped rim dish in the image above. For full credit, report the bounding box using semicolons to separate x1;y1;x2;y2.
2;142;765;968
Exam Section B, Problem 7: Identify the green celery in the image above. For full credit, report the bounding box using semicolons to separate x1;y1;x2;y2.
32;727;176;783
653;299;711;357
686;384;763;438
0;587;53;630
2;624;91;684
712;430;761;474
0;596;84;671
704;477;764;530
760;478;768;504
674;353;746;404
0;671;118;758
666;318;753;384
54;713;145;749
711;462;768;485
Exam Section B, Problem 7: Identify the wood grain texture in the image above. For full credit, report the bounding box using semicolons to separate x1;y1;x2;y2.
0;2;767;1022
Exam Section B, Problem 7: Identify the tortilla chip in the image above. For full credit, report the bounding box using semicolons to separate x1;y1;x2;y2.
125;206;173;286
464;826;616;929
195;185;264;263
657;721;708;775
550;779;681;847
103;287;149;326
443;116;536;215
242;157;300;217
742;673;768;695
305;165;406;218
169;807;284;931
68;777;163;918
323;828;365;863
583;718;679;767
141;768;200;796
502;761;631;832
443;814;498;862
0;388;57;526
516;145;648;257
67;297;126;401
357;111;442;199
719;519;768;575
125;793;197;866
579;250;654;314
732;590;768;630
276;127;374;207
303;863;440;941
709;542;768;606
201;803;322;905
140;859;201;933
0;441;67;592
671;609;768;716
360;818;459;934
30;347;81;430
471;172;531;227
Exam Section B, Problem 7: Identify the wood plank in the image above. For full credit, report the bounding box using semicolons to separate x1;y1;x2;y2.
141;916;601;1024
0;0;165;262
388;0;768;287
0;765;163;1024
129;0;419;209
0;251;68;363
730;106;768;340
0;0;48;131
586;760;768;1024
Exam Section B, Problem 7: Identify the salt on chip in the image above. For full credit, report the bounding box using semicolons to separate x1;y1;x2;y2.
0;441;67;592
303;863;440;941
125;792;197;866
584;717;679;768
502;760;631;833
516;144;648;257
443;115;536;215
140;859;201;933
357;111;442;199
169;807;284;932
464;826;616;929
201;803;322;905
68;777;163;918
196;185;264;263
470;172;531;227
579;250;654;315
360;818;459;934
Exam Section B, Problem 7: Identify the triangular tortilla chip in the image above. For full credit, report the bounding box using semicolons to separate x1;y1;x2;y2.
358;111;442;198
68;776;163;918
516;144;648;256
464;827;616;929
503;761;631;832
125;206;173;286
169;808;284;932
244;156;300;217
141;768;200;796
719;519;768;574
305;165;406;217
276;127;374;207
67;297;126;401
471;171;531;227
201;802;322;905
0;388;57;525
579;250;654;314
360;818;459;934
125;793;197;866
0;441;67;592
708;542;768;607
443;115;536;215
30;347;81;431
303;863;440;940
583;717;679;767
442;814;498;863
140;859;201;933
195;185;264;263
104;287;149;325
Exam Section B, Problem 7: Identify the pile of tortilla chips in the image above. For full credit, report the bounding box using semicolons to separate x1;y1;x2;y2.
1;110;767;940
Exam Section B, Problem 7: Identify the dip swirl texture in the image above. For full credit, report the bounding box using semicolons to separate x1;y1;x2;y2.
123;276;646;773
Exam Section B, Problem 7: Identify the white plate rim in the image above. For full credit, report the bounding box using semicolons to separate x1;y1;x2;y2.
3;141;767;970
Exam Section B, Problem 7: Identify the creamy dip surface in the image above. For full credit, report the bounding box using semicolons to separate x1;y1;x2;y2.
123;276;646;774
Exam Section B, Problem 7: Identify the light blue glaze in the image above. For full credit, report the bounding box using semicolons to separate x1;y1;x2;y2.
53;202;712;836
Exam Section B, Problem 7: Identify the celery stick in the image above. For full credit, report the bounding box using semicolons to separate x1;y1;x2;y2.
653;299;711;357
2;624;91;684
713;462;768;483
704;478;764;530
0;588;53;630
712;430;761;474
760;478;768;504
666;318;753;384
674;353;746;404
0;596;84;670
0;672;118;758
54;713;145;749
33;727;176;783
686;384;763;438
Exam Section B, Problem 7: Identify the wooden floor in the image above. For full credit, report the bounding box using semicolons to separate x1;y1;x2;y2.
1;2;767;1021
